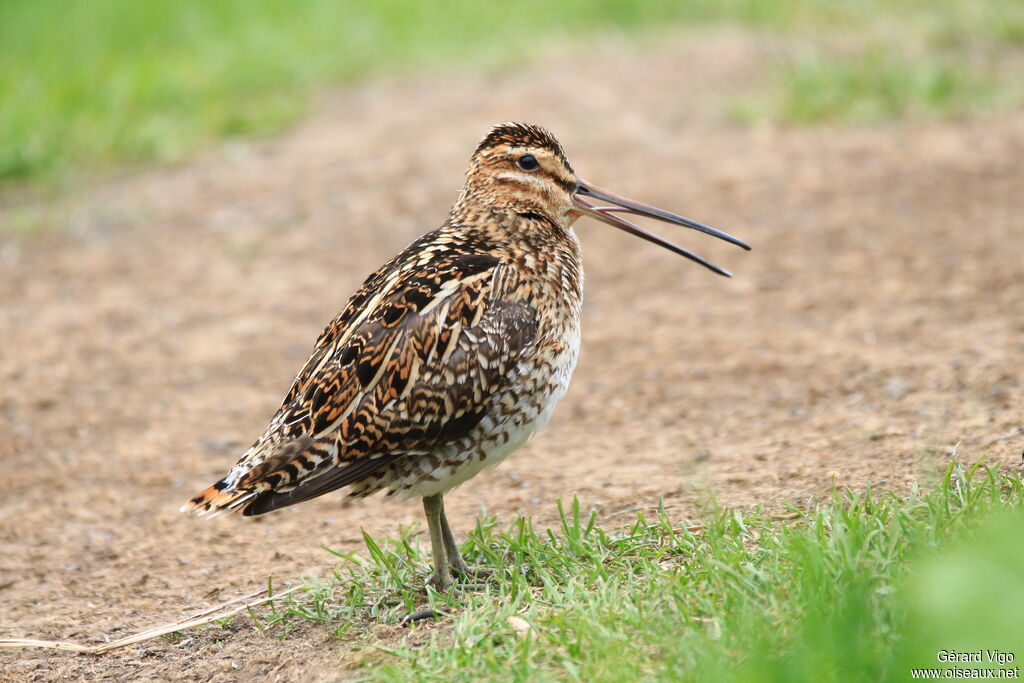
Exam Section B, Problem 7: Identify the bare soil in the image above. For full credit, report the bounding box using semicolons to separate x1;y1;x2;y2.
1;32;1022;681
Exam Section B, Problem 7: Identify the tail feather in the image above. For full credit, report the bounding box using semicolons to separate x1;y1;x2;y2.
180;435;399;518
180;481;258;517
181;435;318;517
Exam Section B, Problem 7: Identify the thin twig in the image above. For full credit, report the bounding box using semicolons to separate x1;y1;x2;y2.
0;585;301;655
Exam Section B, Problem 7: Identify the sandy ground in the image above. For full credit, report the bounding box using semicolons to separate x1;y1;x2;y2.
1;31;1022;681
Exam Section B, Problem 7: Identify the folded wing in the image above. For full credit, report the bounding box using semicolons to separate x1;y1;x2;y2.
183;247;537;517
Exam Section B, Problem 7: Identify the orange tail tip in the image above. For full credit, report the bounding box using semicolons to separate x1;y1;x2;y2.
180;481;257;518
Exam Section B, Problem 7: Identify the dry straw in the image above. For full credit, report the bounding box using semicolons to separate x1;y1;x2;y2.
0;585;300;655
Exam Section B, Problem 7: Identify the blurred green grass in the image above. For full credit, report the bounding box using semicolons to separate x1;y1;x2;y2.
735;48;1013;125
1;0;1022;185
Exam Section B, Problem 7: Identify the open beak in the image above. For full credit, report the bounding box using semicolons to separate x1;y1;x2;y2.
572;179;751;277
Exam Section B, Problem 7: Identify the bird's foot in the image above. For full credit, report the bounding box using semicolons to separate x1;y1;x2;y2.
451;563;494;582
426;569;454;593
445;548;494;581
424;577;488;595
400;579;488;625
399;608;449;626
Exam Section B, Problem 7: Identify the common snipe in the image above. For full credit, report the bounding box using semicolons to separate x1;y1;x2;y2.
183;123;749;590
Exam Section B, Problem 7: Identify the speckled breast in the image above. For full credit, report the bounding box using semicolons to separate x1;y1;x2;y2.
398;322;582;499
340;219;586;500
364;298;582;497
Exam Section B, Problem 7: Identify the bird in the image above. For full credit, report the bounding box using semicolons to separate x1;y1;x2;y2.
182;122;749;590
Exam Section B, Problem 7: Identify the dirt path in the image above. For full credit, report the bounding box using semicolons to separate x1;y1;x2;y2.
2;32;1022;681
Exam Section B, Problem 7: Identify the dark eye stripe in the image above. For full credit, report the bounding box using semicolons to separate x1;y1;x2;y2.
553;177;576;193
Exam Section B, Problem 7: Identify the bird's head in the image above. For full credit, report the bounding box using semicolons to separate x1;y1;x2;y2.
459;122;750;276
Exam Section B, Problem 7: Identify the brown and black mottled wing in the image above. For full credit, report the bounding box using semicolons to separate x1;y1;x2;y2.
195;248;539;516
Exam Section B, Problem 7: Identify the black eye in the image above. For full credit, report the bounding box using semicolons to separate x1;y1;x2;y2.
517;155;539;171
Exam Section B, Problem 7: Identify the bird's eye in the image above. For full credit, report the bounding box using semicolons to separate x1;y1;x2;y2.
517;155;539;171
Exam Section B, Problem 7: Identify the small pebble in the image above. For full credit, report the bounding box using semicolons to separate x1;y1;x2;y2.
885;378;908;400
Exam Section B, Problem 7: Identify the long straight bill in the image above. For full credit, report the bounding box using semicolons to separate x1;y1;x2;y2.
573;180;750;277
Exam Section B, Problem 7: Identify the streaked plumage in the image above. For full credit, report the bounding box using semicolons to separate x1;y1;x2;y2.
183;122;749;589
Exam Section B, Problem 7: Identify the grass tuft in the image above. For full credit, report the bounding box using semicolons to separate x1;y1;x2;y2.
243;462;1024;680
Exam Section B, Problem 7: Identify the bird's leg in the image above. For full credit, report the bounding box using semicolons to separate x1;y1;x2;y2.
422;494;452;591
437;496;472;576
438;497;495;583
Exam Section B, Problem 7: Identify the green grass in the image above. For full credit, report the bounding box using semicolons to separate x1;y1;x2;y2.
735;47;1012;125
732;0;1024;125
0;0;767;185
2;1;1022;187
781;52;994;123
242;462;1024;681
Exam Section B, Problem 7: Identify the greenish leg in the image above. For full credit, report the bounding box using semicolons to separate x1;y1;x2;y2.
437;496;472;576
422;494;453;591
